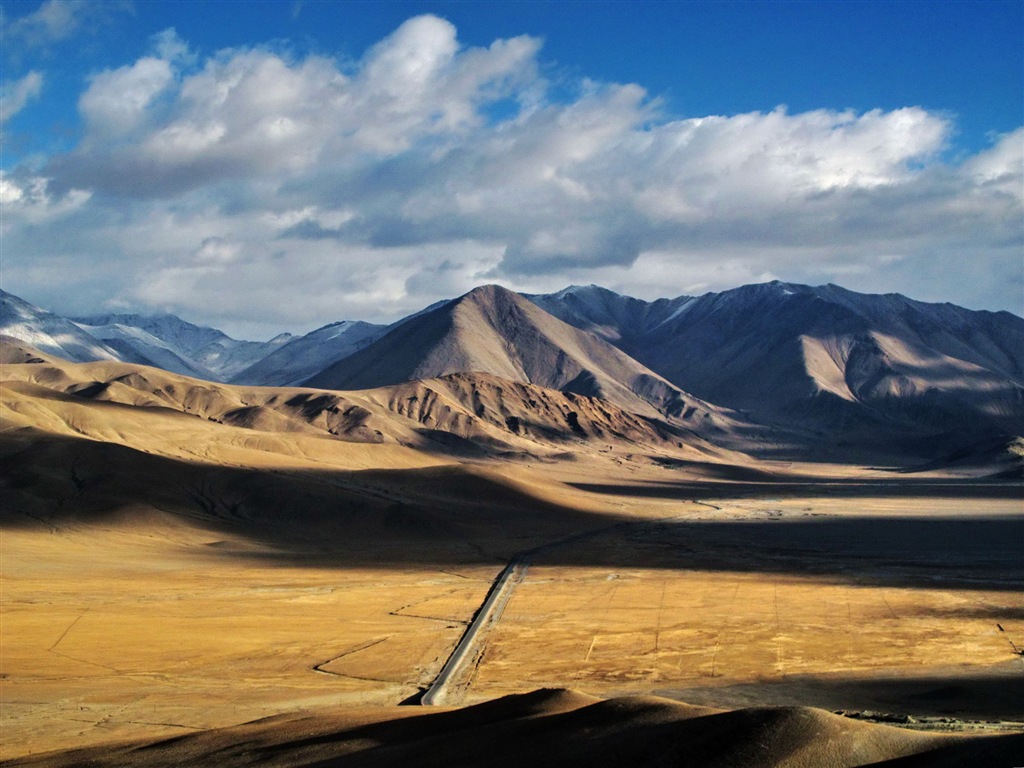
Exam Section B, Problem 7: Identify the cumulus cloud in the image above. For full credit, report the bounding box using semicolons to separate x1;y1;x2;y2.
79;56;175;137
0;172;91;226
49;17;540;198
2;15;1021;336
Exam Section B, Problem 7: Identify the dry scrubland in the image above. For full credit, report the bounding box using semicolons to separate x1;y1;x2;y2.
1;348;1023;765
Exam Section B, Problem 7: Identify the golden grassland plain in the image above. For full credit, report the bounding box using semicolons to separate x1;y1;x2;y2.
478;552;1022;700
3;484;1022;759
442;491;1024;713
1;522;494;756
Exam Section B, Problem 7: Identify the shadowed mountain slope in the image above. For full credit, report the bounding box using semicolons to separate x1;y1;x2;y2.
230;319;386;386
531;282;1024;457
526;284;694;348
902;435;1024;479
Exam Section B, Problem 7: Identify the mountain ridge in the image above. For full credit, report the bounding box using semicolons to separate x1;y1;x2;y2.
3;281;1020;462
229;319;387;386
0;289;127;365
71;312;293;381
528;281;1024;454
303;284;736;439
0;336;736;462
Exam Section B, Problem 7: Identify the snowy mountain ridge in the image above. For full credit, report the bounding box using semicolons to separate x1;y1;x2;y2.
71;312;294;381
0;289;128;365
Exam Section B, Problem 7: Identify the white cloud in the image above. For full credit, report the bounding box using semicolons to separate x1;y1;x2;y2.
961;126;1024;199
80;56;175;136
0;175;26;204
50;16;540;197
3;15;1021;335
151;27;193;65
0;71;43;125
75;28;191;139
193;236;240;264
0;172;91;229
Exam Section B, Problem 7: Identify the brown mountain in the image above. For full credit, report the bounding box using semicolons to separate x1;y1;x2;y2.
529;282;1024;460
304;285;739;440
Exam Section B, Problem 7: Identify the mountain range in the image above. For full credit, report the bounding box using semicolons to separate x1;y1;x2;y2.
529;282;1024;455
2;282;1021;463
70;312;294;381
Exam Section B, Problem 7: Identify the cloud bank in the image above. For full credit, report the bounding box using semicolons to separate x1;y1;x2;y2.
2;16;1021;337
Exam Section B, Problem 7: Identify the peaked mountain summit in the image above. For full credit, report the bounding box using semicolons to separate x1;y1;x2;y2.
304;284;732;432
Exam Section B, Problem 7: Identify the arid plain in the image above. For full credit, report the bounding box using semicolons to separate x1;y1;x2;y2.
2;343;1023;765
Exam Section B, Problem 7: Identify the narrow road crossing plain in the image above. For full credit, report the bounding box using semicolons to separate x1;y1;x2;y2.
421;557;531;705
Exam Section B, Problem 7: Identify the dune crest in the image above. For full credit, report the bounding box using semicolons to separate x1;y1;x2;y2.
7;689;1022;768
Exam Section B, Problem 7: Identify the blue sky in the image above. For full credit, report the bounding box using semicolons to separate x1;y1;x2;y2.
1;0;1021;337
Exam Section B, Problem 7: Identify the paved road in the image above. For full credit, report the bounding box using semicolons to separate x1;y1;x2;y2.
419;520;642;706
417;513;710;706
420;556;530;706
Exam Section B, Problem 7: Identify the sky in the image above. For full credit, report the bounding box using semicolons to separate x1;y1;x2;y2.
1;0;1021;339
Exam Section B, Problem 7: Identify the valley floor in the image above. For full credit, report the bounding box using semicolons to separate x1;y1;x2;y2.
2;457;1022;761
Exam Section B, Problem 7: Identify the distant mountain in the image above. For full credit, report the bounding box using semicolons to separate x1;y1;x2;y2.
0;289;130;365
230;320;386;386
69;315;214;379
305;284;735;435
526;284;694;352
0;289;296;383
72;313;292;381
530;281;1024;455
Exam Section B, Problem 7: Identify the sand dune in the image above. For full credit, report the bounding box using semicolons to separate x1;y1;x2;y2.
7;688;1022;768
